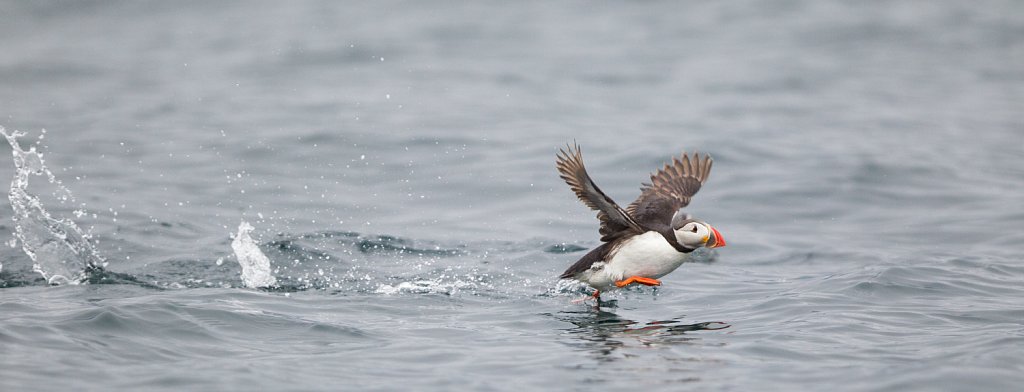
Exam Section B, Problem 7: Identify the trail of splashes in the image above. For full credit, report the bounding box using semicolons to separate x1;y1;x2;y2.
375;277;484;296
1;127;104;284
231;220;278;288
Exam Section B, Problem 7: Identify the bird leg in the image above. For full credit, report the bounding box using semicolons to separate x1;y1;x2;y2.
615;276;661;288
571;289;601;304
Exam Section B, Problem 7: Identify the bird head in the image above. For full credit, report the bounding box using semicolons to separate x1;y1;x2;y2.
673;218;726;250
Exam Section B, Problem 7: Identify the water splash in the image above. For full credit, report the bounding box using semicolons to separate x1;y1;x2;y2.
1;127;104;284
231;220;278;288
375;275;488;296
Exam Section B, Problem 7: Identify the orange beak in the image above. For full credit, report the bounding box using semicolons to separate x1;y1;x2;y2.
707;226;726;248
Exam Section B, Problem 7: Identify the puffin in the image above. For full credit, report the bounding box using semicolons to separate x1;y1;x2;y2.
555;144;725;302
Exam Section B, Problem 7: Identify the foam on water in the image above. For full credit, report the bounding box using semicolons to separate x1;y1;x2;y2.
1;127;104;284
376;279;468;295
231;220;278;288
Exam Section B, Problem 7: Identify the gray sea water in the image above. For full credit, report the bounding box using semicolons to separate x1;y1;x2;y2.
1;1;1023;390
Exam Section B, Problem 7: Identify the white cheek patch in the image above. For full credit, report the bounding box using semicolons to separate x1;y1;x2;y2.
674;231;690;246
675;229;705;248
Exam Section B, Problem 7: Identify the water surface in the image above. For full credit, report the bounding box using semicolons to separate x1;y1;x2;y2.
1;1;1022;391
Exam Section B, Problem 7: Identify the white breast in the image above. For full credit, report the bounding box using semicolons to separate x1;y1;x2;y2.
577;231;689;291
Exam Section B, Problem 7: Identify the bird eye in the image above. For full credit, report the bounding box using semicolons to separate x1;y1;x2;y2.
691;225;699;233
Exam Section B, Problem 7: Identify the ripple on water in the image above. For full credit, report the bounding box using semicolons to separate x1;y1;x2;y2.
12;290;385;360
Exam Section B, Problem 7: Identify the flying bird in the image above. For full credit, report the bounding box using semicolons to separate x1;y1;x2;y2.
556;144;725;302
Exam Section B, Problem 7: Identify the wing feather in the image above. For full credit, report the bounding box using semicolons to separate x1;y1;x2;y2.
626;152;713;228
556;144;643;241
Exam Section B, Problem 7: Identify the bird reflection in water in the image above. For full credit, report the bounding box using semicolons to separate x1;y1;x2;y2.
551;308;730;362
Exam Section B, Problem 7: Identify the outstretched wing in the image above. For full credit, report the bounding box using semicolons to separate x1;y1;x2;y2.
556;144;643;241
626;152;713;228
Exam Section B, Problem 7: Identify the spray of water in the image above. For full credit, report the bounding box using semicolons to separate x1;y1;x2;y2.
231;220;278;288
1;127;105;284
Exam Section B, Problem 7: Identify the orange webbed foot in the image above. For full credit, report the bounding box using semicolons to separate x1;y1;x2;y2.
571;289;601;304
614;276;662;288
